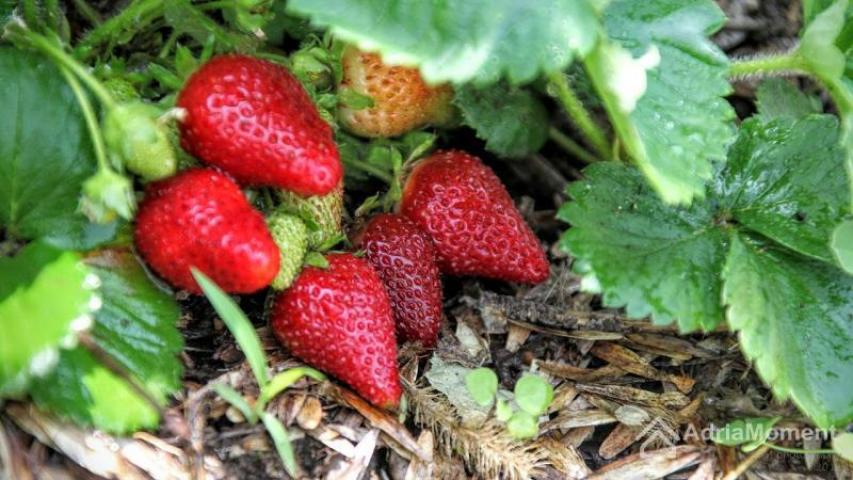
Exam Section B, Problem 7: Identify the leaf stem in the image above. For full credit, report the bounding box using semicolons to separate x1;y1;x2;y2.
548;127;599;164
73;0;165;59
765;443;834;455
729;52;805;77
548;72;611;160
6;25;116;109
71;0;104;25
59;67;111;172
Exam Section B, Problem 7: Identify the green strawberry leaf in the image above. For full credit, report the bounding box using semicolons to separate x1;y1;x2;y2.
30;249;183;433
832;219;853;271
465;367;498;407
717;116;847;263
560;115;852;427
513;374;554;416
287;0;600;85
0;1;14;23
711;417;781;449
797;0;852;121
454;83;549;158
0;48;118;249
558;162;728;331
723;234;853;429
834;432;853;461
755;79;823;121
584;0;735;204
0;242;98;396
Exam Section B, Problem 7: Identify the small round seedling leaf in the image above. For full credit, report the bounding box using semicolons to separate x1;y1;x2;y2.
465;367;498;407
495;398;513;422
711;417;780;448
514;374;554;416
833;433;853;462
506;411;538;440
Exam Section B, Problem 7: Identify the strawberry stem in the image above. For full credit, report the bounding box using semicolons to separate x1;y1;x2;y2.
548;71;611;161
5;23;116;109
59;66;112;173
764;443;834;456
73;0;165;59
729;52;805;78
548;127;599;164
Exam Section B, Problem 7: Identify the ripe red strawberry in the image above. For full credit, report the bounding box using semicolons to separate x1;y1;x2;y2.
271;253;401;408
354;213;443;348
338;47;455;138
177;54;342;196
134;168;279;294
400;150;549;284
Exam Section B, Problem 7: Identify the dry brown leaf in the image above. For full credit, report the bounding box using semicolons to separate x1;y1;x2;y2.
587;445;706;480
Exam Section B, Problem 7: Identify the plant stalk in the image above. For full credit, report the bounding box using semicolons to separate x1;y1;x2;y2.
729;52;805;77
74;0;166;59
59;67;111;172
548;72;611;160
548;127;599;164
6;25;116;109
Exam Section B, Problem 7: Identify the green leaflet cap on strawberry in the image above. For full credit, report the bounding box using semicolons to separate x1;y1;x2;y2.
177;54;342;196
134;168;280;294
271;253;402;408
266;210;309;290
400;150;550;284
277;181;344;250
354;213;443;348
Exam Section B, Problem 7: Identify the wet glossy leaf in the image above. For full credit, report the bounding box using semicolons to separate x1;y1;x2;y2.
834;432;853;461
831;220;853;272
287;0;600;85
711;417;780;449
559;162;728;331
0;48;117;249
0;242;96;396
723;234;853;429
561;116;852;427
755;79;822;121
585;0;735;204
30;249;182;433
716;116;847;263
454;83;549;158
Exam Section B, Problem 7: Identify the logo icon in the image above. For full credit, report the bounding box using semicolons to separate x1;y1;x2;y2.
635;417;680;457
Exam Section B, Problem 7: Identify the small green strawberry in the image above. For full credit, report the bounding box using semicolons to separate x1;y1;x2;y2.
277;181;344;250
102;78;140;103
266;210;309;290
103;102;177;181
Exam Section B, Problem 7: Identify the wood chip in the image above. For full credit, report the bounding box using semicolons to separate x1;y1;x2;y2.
403;431;435;480
6;403;224;480
587;445;706;480
505;324;532;352
543;409;617;432
296;396;324;431
539;437;590;479
625;333;715;360
540;361;626;383
323;384;431;462
307;425;356;458
325;429;379;480
576;384;690;409
599;423;640;460
590;342;695;393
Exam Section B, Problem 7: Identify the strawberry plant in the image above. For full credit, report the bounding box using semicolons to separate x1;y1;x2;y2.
0;0;851;477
